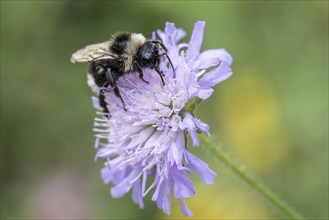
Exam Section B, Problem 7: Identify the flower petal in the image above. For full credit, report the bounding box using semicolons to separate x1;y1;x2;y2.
172;165;195;198
94;147;116;161
167;132;185;166
198;48;233;70
188;128;199;146
179;198;192;217
152;178;172;215
157;22;186;68
111;168;141;198
101;166;126;185
185;151;217;184
132;177;144;208
199;61;233;88
193;117;210;136
186;21;206;62
182;113;199;146
196;88;214;100
111;179;131;198
163;22;186;45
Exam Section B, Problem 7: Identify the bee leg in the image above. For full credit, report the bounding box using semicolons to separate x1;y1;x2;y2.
113;87;127;111
99;90;110;117
105;69;127;111
154;66;165;86
135;63;149;84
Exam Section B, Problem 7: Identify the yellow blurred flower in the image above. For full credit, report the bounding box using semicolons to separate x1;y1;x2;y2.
217;72;289;173
161;183;269;219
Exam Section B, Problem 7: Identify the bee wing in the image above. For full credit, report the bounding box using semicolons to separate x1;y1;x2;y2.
70;41;117;63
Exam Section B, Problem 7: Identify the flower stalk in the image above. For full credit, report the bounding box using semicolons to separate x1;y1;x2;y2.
199;134;305;219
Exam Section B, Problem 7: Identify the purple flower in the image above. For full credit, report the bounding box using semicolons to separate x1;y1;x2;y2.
93;21;232;216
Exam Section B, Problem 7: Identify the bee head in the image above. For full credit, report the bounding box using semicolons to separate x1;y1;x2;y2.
138;42;159;69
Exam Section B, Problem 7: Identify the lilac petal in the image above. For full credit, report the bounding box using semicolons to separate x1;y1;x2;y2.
111;179;131;198
141;171;148;196
198;48;233;70
188;128;199;146
158;22;186;68
111;169;128;185
175;29;186;43
179;198;192;217
164;22;176;46
196;88;214;100
158;188;171;215
157;23;175;49
186;21;205;62
164;22;186;45
168;133;185;166
125;126;154;149
167;141;178;166
151;177;162;201
181;113;195;129
172;165;196;198
111;168;141;198
199;61;233;88
156;30;165;43
94;148;116;161
153;179;172;215
101;167;112;184
193;118;210;136
151;31;156;40
132;177;144;208
182;113;199;146
101;167;127;185
185;151;217;184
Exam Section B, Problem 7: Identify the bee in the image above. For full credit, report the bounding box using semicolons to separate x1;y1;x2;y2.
71;32;174;113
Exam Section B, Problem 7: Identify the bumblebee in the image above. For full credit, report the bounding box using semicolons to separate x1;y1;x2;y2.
71;32;174;113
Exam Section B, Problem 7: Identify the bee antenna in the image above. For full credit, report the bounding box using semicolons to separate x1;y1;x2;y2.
163;53;176;78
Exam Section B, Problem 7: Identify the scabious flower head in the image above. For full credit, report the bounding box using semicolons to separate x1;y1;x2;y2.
93;21;233;216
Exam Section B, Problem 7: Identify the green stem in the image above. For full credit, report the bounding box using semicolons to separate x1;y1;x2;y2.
199;134;305;219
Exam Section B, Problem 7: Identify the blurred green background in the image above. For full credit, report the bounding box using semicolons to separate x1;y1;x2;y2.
1;1;328;219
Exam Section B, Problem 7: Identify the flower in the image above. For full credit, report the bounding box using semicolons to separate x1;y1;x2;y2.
93;21;233;216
